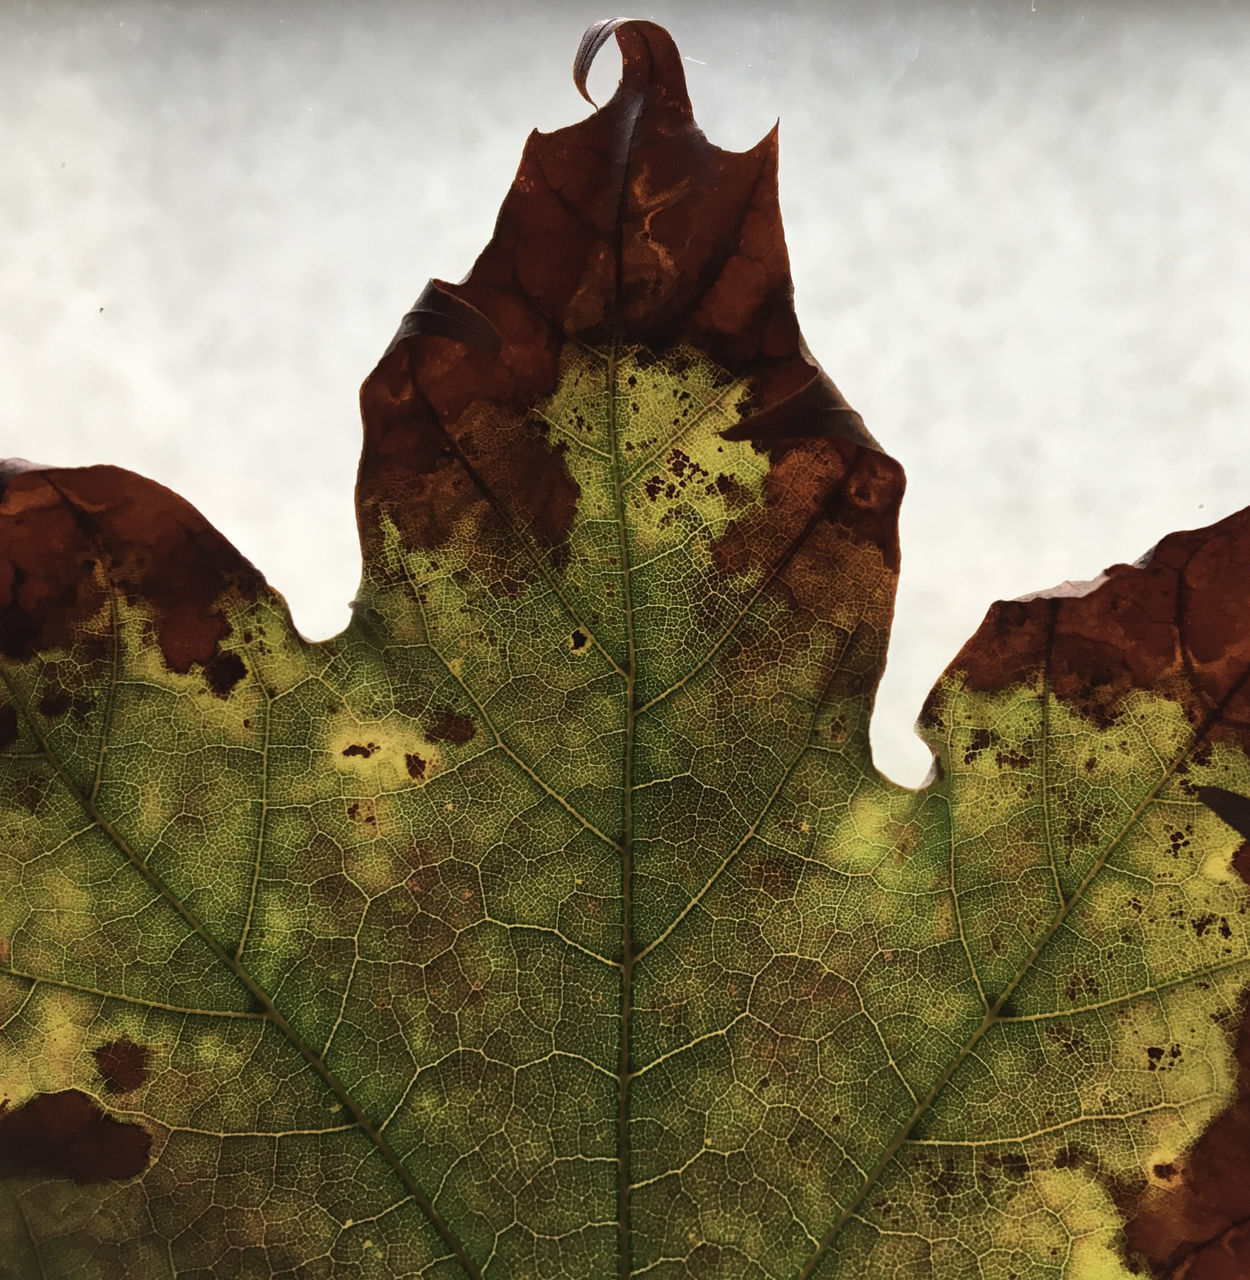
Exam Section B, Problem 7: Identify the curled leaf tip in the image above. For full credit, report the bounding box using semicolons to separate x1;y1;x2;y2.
574;17;630;106
573;17;690;115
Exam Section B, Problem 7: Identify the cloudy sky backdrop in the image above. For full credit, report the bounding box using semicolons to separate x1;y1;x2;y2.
2;0;1247;784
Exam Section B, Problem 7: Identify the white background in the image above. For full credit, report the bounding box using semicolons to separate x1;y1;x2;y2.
2;0;1247;786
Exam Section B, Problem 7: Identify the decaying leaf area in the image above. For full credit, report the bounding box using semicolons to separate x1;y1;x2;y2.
2;18;1250;1280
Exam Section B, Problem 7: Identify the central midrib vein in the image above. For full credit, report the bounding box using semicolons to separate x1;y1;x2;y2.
606;338;638;1280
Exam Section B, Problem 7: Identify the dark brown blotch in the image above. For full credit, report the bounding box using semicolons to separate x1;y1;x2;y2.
346;800;376;825
979;1149;1031;1182
426;708;475;744
1063;971;1101;1003
203;651;247;698
963;727;994;765
709;518;750;577
342;742;379;759
1047;1023;1087;1057
36;689;72;718
924;1153;963;1204
15;771;48;813
92;1039;149;1094
405;753;427;781
712;472;749;509
748;953;854;1039
0;705;16;750
0;1090;151;1183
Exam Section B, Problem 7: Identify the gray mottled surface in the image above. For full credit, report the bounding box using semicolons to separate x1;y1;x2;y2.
2;0;1247;785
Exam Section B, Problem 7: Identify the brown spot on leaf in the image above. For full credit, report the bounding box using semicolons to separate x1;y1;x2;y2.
356;289;579;575
1062;971;1101;1004
342;742;378;759
1053;1143;1097;1171
36;689;72;718
92;1039;149;1094
346;799;376;826
712;472;750;509
710;519;751;577
1235;842;1250;887
982;1149;1031;1182
426;708;475;744
708;439;903;628
748;954;855;1039
405;753;427;781
924;1153;964;1204
0;1090;151;1183
203;650;247;698
964;727;994;765
1048;1023;1088;1057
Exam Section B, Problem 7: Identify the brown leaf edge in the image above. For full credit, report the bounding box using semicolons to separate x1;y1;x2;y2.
0;461;269;685
355;17;902;608
0;18;903;686
924;505;1250;1279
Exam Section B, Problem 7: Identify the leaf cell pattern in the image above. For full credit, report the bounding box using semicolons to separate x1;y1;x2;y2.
2;20;1250;1280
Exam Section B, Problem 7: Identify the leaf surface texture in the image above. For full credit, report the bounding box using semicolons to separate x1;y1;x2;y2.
2;21;1250;1280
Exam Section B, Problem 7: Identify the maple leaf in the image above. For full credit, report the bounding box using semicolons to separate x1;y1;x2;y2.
2;17;1249;1280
